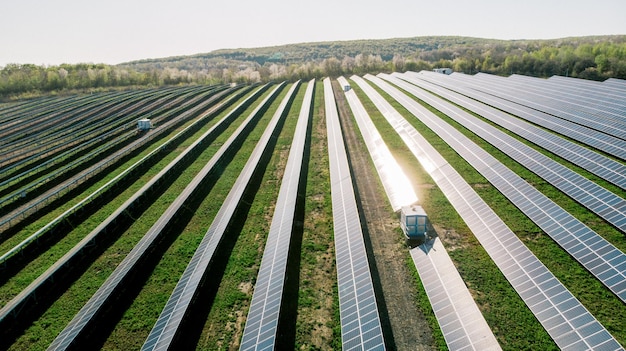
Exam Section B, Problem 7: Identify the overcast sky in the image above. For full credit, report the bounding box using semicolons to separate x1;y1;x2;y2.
2;0;625;66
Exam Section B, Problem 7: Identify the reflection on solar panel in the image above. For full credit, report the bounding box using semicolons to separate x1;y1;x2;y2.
323;78;385;351
339;76;498;350
141;82;298;351
336;76;417;211
48;83;284;351
410;239;501;351
238;79;314;351
380;73;626;303
402;71;626;191
355;74;623;350
393;72;626;232
414;71;626;160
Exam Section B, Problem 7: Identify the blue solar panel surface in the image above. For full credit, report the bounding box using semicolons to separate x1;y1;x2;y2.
48;83;281;351
356;74;623;350
380;73;626;303
402;71;626;191
324;77;385;351
413;71;626;160
239;79;314;351
393;72;626;232
142;82;297;351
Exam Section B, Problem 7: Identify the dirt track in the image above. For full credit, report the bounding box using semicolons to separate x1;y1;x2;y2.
332;81;436;351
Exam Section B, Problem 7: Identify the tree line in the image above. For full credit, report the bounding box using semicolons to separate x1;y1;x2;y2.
2;36;625;99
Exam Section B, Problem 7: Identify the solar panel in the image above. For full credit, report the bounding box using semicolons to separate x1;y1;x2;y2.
410;239;501;351
336;76;417;211
380;73;626;303
141;82;298;351
356;74;623;350
47;83;284;351
414;71;626;161
471;73;626;117
323;78;385;351
341;75;500;350
401;71;626;191
443;72;626;141
0;87;248;325
239;79;314;351
393;72;626;232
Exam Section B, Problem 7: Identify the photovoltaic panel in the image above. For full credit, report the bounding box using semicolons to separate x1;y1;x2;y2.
47;83;284;351
393;72;626;232
0;87;248;324
443;72;626;141
410;238;501;351
402;71;626;191
414;71;626;160
339;76;500;350
141;82;298;351
336;76;417;211
380;73;626;303
355;74;623;350
323;78;385;351
470;73;626;119
238;79;314;351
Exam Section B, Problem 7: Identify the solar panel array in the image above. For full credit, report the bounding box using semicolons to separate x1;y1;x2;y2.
336;76;417;211
340;76;499;350
413;71;626;160
323;78;386;351
402;71;626;191
238;79;314;351
380;73;626;303
0;87;250;323
448;73;626;140
410;239;501;351
355;74;623;350
469;73;626;123
141;82;299;351
48;83;285;351
494;74;626;115
392;73;626;232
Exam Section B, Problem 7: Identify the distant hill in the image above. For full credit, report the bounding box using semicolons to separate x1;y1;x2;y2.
117;35;626;81
2;35;625;99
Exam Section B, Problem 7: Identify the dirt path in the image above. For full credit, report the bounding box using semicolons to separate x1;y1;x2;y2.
332;81;436;351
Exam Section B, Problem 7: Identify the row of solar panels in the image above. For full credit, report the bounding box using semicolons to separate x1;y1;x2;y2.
46;83;288;350
0;85;215;186
0;86;239;232
382;71;626;299
413;71;626;161
352;74;624;350
338;76;500;350
239;79;315;350
391;72;626;231
403;71;626;191
448;72;626;140
0;84;267;330
0;85;193;171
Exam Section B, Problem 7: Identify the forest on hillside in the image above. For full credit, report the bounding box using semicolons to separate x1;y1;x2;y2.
1;35;625;99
